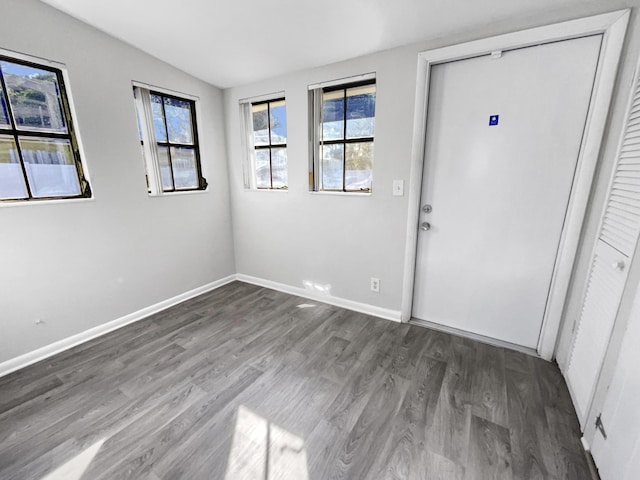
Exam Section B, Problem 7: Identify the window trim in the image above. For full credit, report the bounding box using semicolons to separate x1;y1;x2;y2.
308;75;376;193
239;91;288;191
0;52;92;202
133;83;207;196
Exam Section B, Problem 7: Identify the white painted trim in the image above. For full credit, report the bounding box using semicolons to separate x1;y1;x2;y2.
134;85;163;195
62;61;93;198
539;10;629;361
239;101;255;189
148;189;209;197
239;90;286;105
415;10;628;65
401;47;431;322
236;274;402;322
308;191;372;197
0;272;402;378
0;46;67;69
0;275;236;379
0;196;95;208
242;189;289;194
308;72;375;90
401;10;629;360
131;80;199;101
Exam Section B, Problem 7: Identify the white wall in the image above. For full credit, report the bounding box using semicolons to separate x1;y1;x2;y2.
225;2;640;328
225;48;417;313
4;0;640;370
0;0;235;364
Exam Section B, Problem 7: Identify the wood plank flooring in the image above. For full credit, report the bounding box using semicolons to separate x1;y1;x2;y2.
0;281;591;479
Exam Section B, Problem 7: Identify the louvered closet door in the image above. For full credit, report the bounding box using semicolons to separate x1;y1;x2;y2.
566;75;640;426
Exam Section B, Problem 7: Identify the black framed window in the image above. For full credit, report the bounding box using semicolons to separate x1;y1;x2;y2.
313;80;376;192
133;86;206;194
251;98;287;189
0;55;91;201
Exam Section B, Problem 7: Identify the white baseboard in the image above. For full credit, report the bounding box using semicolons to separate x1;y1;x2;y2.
235;274;402;323
0;275;236;379
1;273;401;379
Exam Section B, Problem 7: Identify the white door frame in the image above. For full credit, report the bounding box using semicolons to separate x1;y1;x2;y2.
401;10;629;360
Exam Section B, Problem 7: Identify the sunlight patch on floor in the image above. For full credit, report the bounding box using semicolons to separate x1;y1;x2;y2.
40;438;105;480
225;405;309;480
296;303;317;309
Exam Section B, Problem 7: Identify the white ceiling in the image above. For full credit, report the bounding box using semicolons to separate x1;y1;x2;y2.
41;0;596;88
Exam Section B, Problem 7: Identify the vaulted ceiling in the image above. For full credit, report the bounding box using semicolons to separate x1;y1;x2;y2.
41;0;603;88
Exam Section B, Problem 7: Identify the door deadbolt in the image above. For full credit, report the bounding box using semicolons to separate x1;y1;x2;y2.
420;222;431;231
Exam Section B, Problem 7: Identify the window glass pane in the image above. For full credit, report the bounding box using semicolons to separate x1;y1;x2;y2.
269;100;287;145
170;146;198;189
0;61;67;133
158;145;173;190
322;90;344;141
346;84;375;139
19;137;80;197
321;143;344;190
0;135;28;199
255;149;270;188
164;97;193;144
150;94;167;142
0;86;9;126
252;103;269;146
271;147;287;189
345;142;373;191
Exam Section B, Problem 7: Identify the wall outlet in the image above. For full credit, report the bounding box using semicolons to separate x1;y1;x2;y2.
370;277;380;292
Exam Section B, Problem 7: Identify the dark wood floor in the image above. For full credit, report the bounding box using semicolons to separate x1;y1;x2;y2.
0;281;590;479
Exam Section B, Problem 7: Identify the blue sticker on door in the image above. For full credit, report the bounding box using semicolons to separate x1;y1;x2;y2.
489;115;499;126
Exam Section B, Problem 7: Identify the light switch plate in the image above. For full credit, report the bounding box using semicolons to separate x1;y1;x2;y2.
393;180;404;196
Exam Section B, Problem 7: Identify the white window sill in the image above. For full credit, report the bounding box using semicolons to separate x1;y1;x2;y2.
0;196;95;208
243;188;289;193
149;189;209;197
309;191;372;197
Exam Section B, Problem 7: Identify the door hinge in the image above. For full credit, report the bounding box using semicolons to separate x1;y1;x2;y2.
595;413;607;439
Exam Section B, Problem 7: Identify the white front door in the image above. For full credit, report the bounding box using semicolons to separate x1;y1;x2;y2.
412;35;602;349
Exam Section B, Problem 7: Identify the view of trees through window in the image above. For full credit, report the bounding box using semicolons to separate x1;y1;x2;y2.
251;98;287;189
320;82;375;192
0;58;88;201
150;93;199;190
134;87;206;194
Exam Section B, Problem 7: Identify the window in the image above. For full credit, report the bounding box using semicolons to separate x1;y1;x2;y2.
240;96;288;190
0;55;90;201
310;77;376;192
133;86;206;194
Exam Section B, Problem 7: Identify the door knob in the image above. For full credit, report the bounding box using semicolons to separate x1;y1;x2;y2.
422;204;432;213
420;222;431;231
612;260;625;271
